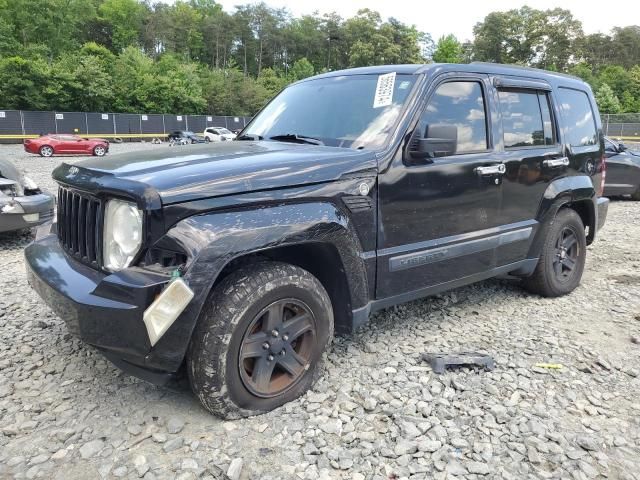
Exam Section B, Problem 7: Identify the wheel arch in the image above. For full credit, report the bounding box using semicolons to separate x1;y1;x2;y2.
144;202;371;371
213;242;354;335
527;175;598;259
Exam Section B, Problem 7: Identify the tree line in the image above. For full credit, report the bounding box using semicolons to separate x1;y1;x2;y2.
0;1;638;115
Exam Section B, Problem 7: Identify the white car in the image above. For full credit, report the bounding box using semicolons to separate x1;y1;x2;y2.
203;127;236;142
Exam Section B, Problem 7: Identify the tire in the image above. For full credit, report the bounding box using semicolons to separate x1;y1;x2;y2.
523;208;586;297
39;145;53;157
93;145;106;157
205;137;210;143
631;188;640;201
188;261;334;419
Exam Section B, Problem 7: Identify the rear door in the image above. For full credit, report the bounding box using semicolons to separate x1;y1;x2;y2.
492;77;566;265
377;74;506;299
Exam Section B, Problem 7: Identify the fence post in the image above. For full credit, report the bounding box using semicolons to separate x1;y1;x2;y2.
113;114;117;137
605;114;609;136
85;113;89;135
20;110;25;137
185;115;189;131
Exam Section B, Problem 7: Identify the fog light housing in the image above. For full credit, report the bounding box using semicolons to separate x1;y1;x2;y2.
22;213;39;222
143;278;194;346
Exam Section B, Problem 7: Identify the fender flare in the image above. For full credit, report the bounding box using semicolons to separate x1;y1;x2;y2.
527;175;597;258
146;201;369;371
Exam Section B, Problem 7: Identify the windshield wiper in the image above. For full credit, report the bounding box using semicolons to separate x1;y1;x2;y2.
268;134;324;146
236;133;263;141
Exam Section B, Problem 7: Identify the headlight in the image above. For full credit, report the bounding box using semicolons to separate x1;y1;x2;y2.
103;199;143;271
22;176;39;191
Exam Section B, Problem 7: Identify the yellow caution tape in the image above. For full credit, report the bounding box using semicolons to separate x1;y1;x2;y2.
534;363;563;369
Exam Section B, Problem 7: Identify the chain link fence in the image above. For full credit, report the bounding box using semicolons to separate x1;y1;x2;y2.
0;109;252;143
601;114;640;141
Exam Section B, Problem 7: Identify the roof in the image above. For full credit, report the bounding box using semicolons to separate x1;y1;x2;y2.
308;62;587;89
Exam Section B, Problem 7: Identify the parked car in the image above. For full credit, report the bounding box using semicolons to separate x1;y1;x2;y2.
24;134;109;157
26;63;608;418
167;131;207;144
204;127;236;142
0;158;54;233
603;136;640;200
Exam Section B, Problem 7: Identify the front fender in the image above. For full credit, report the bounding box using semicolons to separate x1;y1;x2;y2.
145;202;369;371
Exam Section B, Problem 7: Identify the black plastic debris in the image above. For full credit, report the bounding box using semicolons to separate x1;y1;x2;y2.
422;352;496;374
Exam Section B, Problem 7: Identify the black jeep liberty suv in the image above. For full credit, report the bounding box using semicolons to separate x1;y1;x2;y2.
26;63;609;418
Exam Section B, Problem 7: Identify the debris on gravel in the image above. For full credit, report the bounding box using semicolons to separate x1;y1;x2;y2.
1;144;640;479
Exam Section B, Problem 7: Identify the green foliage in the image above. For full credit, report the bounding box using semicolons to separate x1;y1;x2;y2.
1;1;640;115
289;58;314;82
595;84;622;113
432;35;463;63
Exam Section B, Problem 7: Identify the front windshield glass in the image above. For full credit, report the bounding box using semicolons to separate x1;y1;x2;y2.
220;128;231;134
243;73;417;150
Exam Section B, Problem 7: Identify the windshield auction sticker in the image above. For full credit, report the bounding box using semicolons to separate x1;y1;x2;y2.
373;72;396;108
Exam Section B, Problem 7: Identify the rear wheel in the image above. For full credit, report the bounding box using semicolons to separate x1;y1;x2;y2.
93;145;106;157
39;146;53;157
523;208;586;297
188;262;334;418
631;188;640;201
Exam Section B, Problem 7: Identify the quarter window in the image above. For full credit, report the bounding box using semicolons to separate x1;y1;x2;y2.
421;81;488;154
557;88;598;147
499;89;555;148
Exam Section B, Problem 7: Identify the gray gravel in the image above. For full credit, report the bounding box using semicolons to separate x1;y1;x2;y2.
1;143;640;479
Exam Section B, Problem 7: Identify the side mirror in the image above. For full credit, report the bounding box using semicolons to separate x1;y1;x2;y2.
410;124;457;159
618;142;627;152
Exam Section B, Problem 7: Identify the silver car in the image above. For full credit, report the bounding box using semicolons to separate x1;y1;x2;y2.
0;158;54;233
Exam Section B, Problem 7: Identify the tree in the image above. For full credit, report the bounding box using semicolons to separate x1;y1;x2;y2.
99;0;145;52
0;56;50;109
471;7;581;69
432;34;463;63
289;58;314;81
595;84;621;114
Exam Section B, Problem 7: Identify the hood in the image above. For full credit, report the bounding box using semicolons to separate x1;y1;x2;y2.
0;158;25;184
63;141;377;204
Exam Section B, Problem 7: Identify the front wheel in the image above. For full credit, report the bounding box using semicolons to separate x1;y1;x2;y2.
523;208;586;297
93;145;106;157
39;146;53;157
188;262;334;419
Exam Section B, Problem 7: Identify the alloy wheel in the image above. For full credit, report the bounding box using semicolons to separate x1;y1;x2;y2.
553;227;579;282
239;299;316;398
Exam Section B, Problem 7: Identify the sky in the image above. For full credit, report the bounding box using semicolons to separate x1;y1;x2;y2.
215;0;639;42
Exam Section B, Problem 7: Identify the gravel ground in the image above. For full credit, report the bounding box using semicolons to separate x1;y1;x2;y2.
1;143;640;480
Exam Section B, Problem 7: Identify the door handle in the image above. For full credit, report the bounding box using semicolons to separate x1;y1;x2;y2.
475;164;506;176
543;157;570;168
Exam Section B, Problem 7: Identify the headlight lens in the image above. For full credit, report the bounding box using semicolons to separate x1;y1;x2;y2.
103;199;143;271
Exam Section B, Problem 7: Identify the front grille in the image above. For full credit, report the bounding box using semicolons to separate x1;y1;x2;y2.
57;187;103;266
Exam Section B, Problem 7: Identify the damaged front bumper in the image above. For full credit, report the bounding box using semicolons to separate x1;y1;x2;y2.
24;233;190;385
0;193;55;233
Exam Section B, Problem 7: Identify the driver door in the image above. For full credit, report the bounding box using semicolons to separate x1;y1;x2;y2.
377;74;505;299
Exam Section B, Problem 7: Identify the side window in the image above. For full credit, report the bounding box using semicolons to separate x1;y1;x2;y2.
421;81;488;154
498;89;556;148
557;88;597;147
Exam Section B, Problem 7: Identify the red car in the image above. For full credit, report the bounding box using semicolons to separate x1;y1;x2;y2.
24;134;109;158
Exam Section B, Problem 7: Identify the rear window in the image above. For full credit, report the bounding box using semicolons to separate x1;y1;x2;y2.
557;88;597;147
499;89;555;148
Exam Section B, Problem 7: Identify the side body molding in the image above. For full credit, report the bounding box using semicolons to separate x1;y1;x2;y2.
146;202;370;371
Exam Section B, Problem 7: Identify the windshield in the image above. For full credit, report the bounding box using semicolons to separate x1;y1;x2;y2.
243;73;417;150
220;128;231;134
